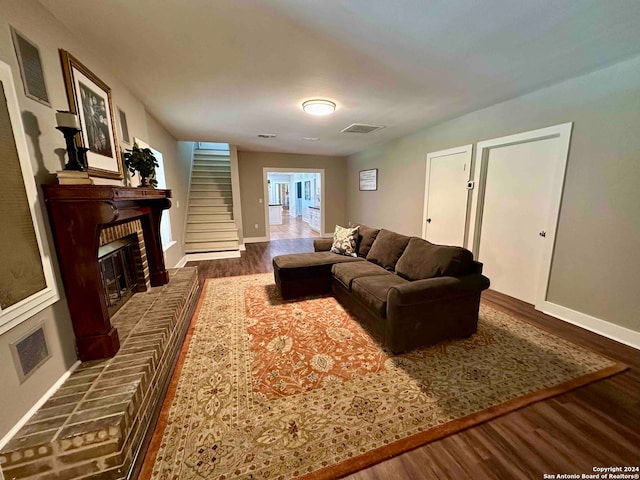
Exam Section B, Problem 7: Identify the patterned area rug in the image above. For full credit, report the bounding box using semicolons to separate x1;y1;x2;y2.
142;274;625;480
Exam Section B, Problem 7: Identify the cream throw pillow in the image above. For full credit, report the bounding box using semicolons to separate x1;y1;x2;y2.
331;225;359;257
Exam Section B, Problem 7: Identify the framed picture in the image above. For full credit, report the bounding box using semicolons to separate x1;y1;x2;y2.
59;49;123;179
304;180;311;200
359;168;378;191
117;107;130;144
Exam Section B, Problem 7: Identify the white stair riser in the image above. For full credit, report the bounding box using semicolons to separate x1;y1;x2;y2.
191;178;232;186
194;152;230;157
193;160;230;167
191;184;231;191
188;215;234;223
189;206;233;215
188;195;232;205
191;169;231;176
191;175;231;182
186;230;238;241
185;240;239;252
188;200;232;210
191;170;231;177
193;157;230;162
189;190;232;198
187;221;236;231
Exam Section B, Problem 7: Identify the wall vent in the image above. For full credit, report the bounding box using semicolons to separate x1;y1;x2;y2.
258;133;277;139
11;27;50;106
11;323;51;383
341;123;385;134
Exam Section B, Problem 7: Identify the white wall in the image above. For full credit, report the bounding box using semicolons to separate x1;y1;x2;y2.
346;55;640;334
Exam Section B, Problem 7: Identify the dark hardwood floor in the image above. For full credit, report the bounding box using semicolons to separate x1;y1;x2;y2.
186;240;640;480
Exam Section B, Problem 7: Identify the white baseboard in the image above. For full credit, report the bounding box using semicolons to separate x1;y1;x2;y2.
243;236;269;243
239;244;246;251
0;360;81;449
184;251;241;261
174;256;188;268
541;301;640;350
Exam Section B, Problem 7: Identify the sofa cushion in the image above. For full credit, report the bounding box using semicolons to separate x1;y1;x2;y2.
274;252;363;281
355;225;380;258
395;237;474;281
330;225;359;257
332;261;390;289
351;274;409;318
366;229;411;271
313;238;333;252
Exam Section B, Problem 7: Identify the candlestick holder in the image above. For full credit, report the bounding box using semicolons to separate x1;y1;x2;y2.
56;126;85;171
77;147;90;171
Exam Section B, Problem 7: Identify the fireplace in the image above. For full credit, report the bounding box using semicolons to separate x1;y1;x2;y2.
99;236;142;317
43;185;171;360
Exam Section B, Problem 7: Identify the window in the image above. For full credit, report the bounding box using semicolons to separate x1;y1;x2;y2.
133;138;173;249
152;148;173;249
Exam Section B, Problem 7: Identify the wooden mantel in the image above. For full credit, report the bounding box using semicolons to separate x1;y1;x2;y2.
42;185;172;361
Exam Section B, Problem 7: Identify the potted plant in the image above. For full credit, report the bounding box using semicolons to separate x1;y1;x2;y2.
123;143;159;187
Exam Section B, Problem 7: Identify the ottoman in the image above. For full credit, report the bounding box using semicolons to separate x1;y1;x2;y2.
273;252;363;299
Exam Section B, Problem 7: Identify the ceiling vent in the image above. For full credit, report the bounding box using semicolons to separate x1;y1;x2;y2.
341;123;385;134
257;133;277;138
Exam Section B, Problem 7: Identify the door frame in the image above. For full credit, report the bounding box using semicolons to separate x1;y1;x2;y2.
422;144;473;246
263;167;325;241
468;122;573;309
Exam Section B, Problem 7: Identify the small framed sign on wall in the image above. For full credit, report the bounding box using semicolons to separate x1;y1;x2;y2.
359;168;378;191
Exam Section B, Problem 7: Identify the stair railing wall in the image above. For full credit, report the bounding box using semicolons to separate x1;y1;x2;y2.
229;145;244;245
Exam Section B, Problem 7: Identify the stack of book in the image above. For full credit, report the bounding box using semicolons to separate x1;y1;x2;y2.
56;170;93;185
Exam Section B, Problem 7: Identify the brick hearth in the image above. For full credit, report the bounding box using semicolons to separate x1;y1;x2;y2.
0;267;199;480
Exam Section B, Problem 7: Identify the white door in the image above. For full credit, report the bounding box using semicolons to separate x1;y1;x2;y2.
422;145;472;247
470;124;572;306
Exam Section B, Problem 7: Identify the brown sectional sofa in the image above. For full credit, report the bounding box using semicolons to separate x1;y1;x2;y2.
273;226;490;353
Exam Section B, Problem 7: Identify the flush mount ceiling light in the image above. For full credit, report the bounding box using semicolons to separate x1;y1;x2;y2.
302;99;336;116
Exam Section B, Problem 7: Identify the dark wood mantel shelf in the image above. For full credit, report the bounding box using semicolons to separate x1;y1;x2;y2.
42;185;172;361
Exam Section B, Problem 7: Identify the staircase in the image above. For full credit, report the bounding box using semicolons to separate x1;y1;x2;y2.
184;146;240;254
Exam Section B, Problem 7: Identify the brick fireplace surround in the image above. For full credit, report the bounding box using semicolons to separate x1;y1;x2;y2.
0;186;201;479
0;268;199;479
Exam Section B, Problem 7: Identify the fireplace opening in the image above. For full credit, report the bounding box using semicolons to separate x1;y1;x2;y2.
98;236;143;317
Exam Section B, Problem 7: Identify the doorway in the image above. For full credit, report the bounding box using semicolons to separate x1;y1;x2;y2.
422;144;473;247
264;169;324;241
468;123;572;308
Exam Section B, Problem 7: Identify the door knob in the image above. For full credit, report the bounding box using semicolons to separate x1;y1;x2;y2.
539;231;546;237
426;218;432;223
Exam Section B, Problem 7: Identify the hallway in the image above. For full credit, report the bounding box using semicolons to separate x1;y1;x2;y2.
269;209;320;240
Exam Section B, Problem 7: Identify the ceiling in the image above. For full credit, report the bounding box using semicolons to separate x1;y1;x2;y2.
39;0;640;156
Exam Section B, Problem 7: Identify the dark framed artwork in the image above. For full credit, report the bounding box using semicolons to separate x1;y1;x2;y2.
117;107;130;144
304;180;311;200
359;168;378;191
11;27;50;106
60;49;123;179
